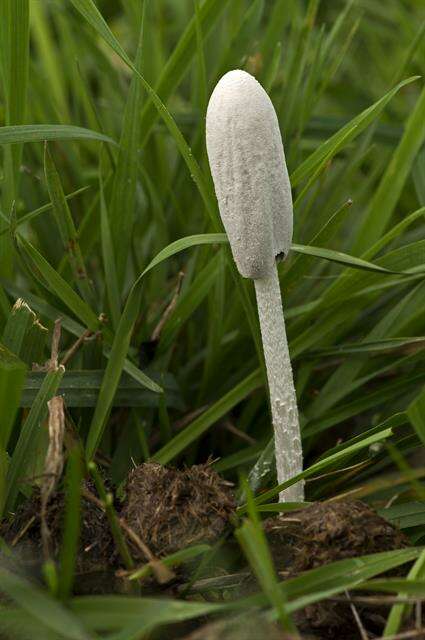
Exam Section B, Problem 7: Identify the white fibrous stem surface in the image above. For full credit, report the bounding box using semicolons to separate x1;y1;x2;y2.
254;265;304;502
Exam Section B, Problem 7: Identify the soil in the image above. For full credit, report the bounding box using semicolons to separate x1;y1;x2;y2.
0;480;116;584
122;462;236;558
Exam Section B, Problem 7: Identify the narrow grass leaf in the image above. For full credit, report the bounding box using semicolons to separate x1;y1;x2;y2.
44;144;96;307
0;567;90;640
0;344;26;450
291;243;409;274
58;446;84;601
407;385;425;446
0;0;30;276
354;87;425;252
290;77;419;187
86;276;148;459
153;370;262;465
0;187;90;237
99;169;121;329
235;481;297;632
5;366;64;513
383;549;425;636
18;236;100;332
110;4;147;285
0;124;115;146
249;426;394;507
307;336;425;357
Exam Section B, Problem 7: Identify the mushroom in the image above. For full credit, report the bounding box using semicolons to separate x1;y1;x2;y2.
206;70;303;502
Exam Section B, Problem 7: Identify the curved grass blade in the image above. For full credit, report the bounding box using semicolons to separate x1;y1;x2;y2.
68;0;217;223
44;144;96;308
290;76;419;187
99;169;120;330
291;243;410;274
142;233;227;276
110;3;147;285
0;124;116;146
58;446;84;601
152;370;262;465
354;86;425;252
0;0;30;276
17;236;100;332
247;424;394;508
236;480;296;633
383;549;425;636
0;186;90;236
0;567;90;640
307;336;425;357
4;366;64;513
0;344;26;450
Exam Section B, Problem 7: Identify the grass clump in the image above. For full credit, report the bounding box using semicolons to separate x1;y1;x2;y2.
0;1;424;639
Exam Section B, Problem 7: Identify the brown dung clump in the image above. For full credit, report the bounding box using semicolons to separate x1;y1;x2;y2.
264;500;409;573
263;500;410;637
122;462;235;557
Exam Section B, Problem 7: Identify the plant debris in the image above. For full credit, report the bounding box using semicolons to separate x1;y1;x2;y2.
122;462;235;557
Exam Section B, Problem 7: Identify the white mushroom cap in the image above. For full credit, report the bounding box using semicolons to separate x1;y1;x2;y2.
206;69;293;279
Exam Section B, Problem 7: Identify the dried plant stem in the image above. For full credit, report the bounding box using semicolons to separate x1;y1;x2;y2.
254;264;304;502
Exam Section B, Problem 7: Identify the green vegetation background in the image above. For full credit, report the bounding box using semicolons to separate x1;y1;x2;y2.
0;0;425;637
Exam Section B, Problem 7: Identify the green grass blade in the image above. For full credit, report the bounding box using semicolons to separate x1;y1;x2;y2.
99;169;120;330
0;567;90;640
142;233;227;276
138;0;231;146
68;0;217;223
58;446;84;601
0;187;90;236
291;243;405;274
193;0;208;118
4;366;64;513
383;549;425;636
152;369;262;465
290;77;419;187
31;1;70;122
235;481;297;633
250;424;394;507
0;344;26;450
0;124;116;146
85;277;146;459
18;236;100;332
407;385;425;446
354;86;425;252
110;3;147;285
44;144;96;307
0;0;30;276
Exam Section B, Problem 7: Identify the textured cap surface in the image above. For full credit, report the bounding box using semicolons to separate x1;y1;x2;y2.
206;70;293;279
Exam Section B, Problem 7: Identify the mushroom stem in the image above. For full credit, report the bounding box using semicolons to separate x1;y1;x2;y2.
254;263;304;502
